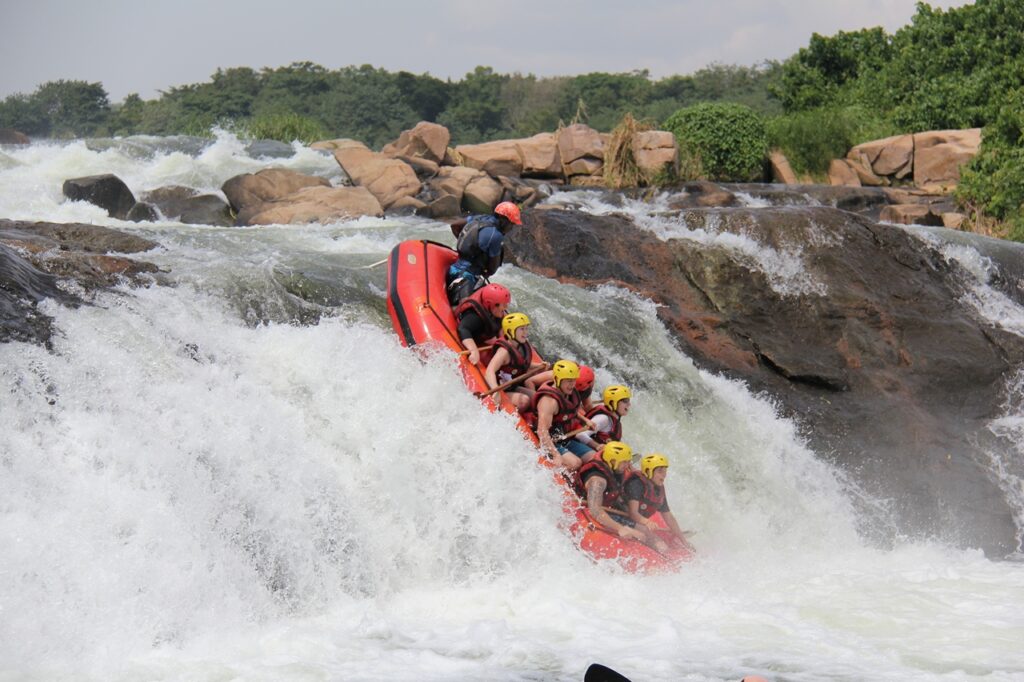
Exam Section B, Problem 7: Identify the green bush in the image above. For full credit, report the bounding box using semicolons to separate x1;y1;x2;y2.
957;89;1024;240
662;102;768;181
767;106;896;177
237;112;328;144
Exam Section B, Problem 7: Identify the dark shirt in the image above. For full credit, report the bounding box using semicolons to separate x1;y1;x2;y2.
457;307;493;343
623;477;671;513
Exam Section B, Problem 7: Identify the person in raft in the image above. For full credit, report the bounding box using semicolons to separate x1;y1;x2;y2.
575;441;646;543
455;283;511;366
574;384;632;453
527;364;595;409
446;201;523;305
484;312;546;411
621;453;689;553
533;359;597;470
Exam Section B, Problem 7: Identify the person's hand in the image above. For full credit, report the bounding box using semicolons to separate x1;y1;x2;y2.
468;350;480;365
584;419;597;431
618;526;644;542
655;539;669;554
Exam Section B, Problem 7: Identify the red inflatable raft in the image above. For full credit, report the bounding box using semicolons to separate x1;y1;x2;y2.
386;239;693;573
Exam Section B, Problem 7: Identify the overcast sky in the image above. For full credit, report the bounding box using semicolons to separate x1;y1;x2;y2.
2;0;968;103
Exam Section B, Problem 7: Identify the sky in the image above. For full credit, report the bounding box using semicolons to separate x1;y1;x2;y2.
2;0;969;103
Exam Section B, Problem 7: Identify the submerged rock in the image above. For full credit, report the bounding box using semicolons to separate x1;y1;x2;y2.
62;174;137;220
508;206;1024;556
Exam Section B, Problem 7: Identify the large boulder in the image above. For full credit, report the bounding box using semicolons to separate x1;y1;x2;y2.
462;174;504;214
632;131;678;179
879;203;944;226
428;166;484;204
515;133;563;178
0;128;30;145
382;122;450;164
845;151;888;186
455;140;524;178
848;134;915;178
768;150;798;184
913;129;982;191
557;124;604;177
333;146;420;209
239;186;383;225
506;207;1024;556
222;168;330;215
140;186;232;226
828;159;862;187
62;174;137;220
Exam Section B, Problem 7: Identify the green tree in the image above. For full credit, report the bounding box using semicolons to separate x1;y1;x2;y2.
394;71;451;122
0;93;44;135
317;65;416;148
438;66;508;143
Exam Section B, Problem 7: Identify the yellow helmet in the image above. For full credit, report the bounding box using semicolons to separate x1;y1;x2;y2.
641;453;669;479
552;359;580;384
603;385;632;411
602;441;633;469
501;312;530;340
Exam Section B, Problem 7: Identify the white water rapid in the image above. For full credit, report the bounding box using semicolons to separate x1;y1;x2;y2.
1;135;1022;681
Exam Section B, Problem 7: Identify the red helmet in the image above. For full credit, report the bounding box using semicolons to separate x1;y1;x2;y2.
577;365;595;392
477;283;511;314
494;201;522;225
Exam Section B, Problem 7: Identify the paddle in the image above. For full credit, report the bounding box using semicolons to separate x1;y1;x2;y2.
357;257;388;269
474;364;546;398
554;425;591;443
458;344;494;356
584;663;631;682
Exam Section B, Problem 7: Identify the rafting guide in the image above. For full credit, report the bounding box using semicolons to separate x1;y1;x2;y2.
446;201;522;305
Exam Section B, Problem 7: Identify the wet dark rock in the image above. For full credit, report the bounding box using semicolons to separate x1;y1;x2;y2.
508;206;1024;556
0;219;162;345
62;174;137;220
126;201;160;222
244;140;295;158
666;181;739;208
140;186;233;226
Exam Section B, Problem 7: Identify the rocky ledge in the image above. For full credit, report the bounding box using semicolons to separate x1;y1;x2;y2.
507;205;1024;556
0;219;161;345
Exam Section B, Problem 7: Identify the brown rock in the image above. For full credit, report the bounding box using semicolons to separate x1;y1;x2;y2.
381;121;450;163
666;181;738;208
879;203;943;226
429;166;484;203
557;123;604;172
828;159;862;187
425;194;462;219
632;131;679;179
333;147;420;209
462;174;504;214
0;128;30;145
768;150;798;184
310;138;369;152
848;134;914;177
847;151;888;186
942;212;966;229
397;155;440;180
222;168;330;214
241;186;383;225
565;157;604;176
515;133;562;178
913;129;982;191
455;140;523;178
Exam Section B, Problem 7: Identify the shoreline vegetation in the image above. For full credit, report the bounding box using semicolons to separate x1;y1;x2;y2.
1;0;1021;238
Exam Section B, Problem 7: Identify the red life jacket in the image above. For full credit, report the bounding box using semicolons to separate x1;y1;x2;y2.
575;457;624;509
622;469;666;518
584;404;622;443
453;295;501;342
531;383;582;436
494;338;534;378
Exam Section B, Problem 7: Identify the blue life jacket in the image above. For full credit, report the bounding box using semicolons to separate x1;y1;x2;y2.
452;215;502;276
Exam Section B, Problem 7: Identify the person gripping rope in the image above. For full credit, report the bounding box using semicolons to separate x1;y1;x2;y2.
622;453;689;553
455;283;510;366
485;312;546;411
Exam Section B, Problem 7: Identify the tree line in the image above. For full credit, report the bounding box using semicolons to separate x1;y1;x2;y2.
2;0;1022;238
0;62;782;148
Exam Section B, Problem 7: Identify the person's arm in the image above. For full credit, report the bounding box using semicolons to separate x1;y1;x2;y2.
457;313;485;365
586;478;644;541
450;218;467;239
535;397;562;464
484;347;510;390
661;510;688;543
575;413;610;450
